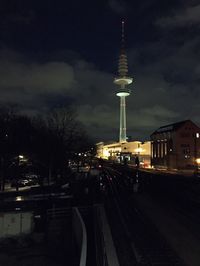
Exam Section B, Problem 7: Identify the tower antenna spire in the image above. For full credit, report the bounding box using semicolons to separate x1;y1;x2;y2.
121;19;125;51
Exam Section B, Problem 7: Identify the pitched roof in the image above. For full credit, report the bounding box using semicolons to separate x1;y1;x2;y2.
151;120;197;135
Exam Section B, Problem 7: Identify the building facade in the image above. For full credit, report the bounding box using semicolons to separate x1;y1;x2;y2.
96;140;151;167
151;120;200;170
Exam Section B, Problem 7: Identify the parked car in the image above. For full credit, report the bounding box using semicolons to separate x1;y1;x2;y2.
27;177;38;186
11;178;29;187
23;174;39;186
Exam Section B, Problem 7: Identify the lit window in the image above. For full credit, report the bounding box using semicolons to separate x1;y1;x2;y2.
157;143;160;158
161;142;163;158
153;145;156;158
164;142;167;155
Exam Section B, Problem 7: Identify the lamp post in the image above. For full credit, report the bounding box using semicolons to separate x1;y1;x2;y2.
16;155;24;192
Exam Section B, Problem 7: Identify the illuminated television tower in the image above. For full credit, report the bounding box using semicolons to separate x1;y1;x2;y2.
114;20;133;143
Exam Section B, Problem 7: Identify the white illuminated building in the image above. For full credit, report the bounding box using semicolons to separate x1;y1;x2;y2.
114;20;133;143
96;141;151;167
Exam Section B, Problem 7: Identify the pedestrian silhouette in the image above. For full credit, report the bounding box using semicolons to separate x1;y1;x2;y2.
135;156;139;168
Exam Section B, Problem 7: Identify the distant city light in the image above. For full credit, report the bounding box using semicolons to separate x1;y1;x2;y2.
134;148;143;153
196;133;199;138
196;158;200;164
16;196;23;201
103;149;110;158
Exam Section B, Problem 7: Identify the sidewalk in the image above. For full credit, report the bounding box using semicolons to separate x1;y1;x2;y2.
133;193;200;266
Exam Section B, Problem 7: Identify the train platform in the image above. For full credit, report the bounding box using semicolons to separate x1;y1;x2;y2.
133;193;200;266
128;163;196;177
141;168;196;177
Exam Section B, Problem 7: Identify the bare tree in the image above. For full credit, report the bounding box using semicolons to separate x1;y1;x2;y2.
33;106;94;183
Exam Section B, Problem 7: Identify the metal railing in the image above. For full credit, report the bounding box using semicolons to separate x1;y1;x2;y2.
46;207;71;219
73;207;87;266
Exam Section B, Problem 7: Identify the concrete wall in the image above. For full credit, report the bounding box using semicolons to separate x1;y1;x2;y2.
0;212;34;238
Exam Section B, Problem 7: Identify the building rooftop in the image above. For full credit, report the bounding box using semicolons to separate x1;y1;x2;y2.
151;120;197;135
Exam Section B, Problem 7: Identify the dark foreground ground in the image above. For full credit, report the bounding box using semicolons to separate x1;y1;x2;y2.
0;214;77;266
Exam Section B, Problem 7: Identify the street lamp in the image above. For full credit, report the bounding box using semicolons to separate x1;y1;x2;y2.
196;158;200;164
15;154;25;191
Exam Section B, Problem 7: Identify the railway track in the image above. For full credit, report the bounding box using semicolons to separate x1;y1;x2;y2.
103;167;185;266
146;177;200;243
139;170;200;232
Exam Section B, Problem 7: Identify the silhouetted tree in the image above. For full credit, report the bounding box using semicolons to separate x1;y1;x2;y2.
32;107;95;183
0;106;95;189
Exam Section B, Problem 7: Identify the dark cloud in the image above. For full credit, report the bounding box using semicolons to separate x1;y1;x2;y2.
0;36;200;142
157;3;200;27
0;49;117;139
0;1;199;142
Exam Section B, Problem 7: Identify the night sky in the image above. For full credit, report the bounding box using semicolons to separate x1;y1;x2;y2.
0;0;200;141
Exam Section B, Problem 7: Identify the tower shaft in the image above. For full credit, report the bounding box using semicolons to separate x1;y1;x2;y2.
119;95;127;143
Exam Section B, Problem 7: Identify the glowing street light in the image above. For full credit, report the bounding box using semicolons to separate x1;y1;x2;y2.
196;158;200;164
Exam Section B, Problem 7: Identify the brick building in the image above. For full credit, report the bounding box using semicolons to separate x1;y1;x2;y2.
151;120;200;170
